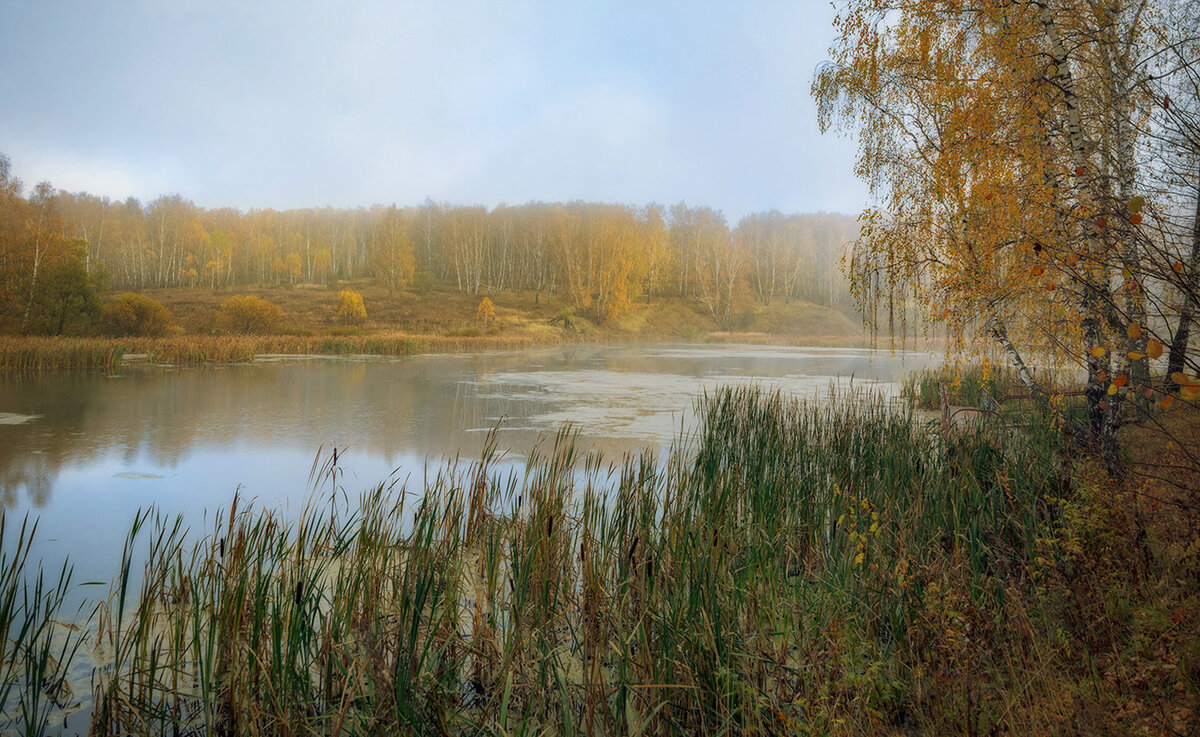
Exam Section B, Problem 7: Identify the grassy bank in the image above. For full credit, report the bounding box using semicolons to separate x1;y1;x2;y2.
143;284;864;343
4;385;1194;734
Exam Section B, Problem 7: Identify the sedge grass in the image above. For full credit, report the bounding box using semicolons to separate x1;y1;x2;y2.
0;338;125;373
3;381;1123;735
902;363;1027;410
6;385;1066;736
0;513;90;736
0;332;554;373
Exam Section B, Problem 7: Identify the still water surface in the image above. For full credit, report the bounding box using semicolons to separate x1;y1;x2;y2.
1;343;933;584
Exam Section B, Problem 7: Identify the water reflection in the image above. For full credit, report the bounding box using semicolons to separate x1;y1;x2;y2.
0;342;934;607
0;343;933;512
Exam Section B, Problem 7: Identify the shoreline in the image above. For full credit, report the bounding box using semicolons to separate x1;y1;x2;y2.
0;330;947;373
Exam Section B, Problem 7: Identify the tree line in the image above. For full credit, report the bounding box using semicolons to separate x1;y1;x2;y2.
0;156;858;334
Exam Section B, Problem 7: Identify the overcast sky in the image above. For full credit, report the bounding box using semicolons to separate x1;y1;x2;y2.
0;0;865;219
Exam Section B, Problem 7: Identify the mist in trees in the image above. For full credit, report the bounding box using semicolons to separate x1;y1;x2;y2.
0;154;860;330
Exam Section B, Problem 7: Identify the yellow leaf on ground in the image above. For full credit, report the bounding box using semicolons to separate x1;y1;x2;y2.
1031;265;1045;277
1064;252;1079;267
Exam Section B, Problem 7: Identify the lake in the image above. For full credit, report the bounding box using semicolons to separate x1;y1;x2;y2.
1;342;933;586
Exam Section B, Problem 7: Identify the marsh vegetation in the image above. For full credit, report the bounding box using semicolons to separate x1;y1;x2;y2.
3;383;1196;735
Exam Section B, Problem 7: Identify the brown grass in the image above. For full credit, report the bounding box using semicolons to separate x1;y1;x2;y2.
3;285;872;371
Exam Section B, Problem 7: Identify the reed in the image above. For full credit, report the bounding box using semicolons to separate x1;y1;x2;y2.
0;337;125;373
0;332;553;373
0;513;89;736
46;385;1077;735
902;363;1026;409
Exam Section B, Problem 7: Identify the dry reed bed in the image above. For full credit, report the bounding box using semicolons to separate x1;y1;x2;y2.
0;337;126;372
2;386;1096;735
0;332;551;372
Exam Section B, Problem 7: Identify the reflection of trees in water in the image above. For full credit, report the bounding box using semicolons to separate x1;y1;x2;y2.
0;358;561;507
0;456;55;508
4;348;820;509
1;373;103;508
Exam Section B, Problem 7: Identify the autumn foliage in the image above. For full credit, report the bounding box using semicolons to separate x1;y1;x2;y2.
815;0;1200;468
333;290;367;326
102;293;173;337
1;161;860;330
474;296;496;326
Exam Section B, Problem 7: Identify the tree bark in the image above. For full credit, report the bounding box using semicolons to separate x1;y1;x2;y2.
1038;2;1121;469
1167;181;1200;389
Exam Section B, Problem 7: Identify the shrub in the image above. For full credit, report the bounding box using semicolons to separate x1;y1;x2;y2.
333;290;367;325
218;295;282;335
412;270;435;294
475;297;496;326
102;293;173;337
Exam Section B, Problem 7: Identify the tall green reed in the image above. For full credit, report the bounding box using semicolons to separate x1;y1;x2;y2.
1;514;89;737
13;384;1069;735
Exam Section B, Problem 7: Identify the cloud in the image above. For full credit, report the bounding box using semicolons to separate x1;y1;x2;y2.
5;145;172;202
0;0;868;218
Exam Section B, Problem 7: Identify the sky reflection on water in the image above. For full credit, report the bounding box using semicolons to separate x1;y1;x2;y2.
0;343;933;583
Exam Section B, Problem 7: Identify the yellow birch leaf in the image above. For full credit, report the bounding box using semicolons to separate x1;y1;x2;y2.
1162;395;1175;410
1127;322;1142;339
1127;351;1145;360
1090;346;1106;358
1172;371;1190;385
1113;375;1128;387
1147;338;1163;359
1107;383;1118;395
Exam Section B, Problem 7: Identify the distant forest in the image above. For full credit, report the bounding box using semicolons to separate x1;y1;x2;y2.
0;154;858;332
